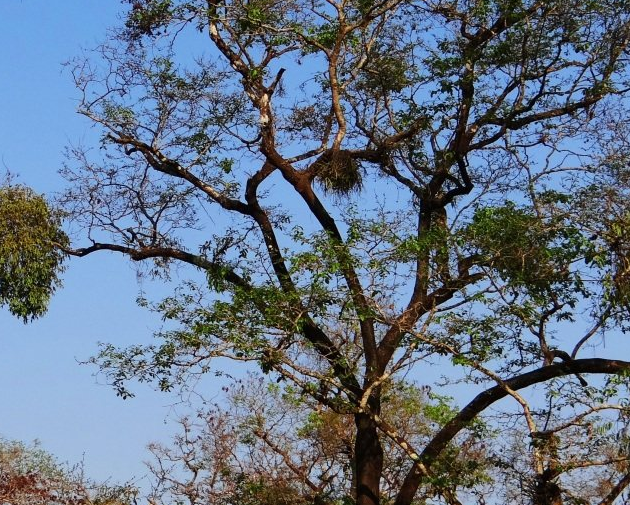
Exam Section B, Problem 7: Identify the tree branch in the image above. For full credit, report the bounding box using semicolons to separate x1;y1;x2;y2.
394;358;630;505
597;469;630;505
63;242;249;288
108;134;251;215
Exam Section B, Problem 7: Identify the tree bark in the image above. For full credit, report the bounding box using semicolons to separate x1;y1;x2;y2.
355;413;384;505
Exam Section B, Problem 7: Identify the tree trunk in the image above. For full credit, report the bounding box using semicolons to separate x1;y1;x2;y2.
354;413;384;505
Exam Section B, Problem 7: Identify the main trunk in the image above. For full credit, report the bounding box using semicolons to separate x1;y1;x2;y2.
354;413;384;505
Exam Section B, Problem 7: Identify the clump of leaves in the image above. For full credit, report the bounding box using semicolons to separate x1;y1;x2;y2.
236;0;280;34
230;474;311;505
360;55;410;93
0;185;68;321
311;150;362;195
465;202;581;297
125;0;174;39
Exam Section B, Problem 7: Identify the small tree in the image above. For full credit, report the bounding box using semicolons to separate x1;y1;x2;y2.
0;438;136;505
6;0;630;503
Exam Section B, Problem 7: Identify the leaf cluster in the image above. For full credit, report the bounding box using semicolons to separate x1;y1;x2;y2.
0;185;68;321
465;202;584;299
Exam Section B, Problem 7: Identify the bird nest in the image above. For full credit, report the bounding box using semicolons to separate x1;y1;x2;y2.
312;150;362;195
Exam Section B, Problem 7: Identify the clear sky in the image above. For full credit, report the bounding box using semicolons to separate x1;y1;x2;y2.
0;1;200;487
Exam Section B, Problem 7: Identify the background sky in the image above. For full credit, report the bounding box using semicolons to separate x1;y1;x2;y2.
0;1;199;487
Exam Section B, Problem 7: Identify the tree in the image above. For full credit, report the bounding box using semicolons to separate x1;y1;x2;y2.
6;0;630;503
0;437;137;505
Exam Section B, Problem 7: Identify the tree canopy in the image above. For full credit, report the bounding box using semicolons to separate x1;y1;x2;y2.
5;0;630;503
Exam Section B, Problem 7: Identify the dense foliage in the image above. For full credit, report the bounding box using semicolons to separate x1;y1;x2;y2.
0;185;67;321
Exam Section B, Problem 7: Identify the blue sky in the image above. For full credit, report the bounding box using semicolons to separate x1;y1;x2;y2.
0;1;197;486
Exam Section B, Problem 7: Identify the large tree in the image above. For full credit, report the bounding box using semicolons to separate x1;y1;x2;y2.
4;0;630;503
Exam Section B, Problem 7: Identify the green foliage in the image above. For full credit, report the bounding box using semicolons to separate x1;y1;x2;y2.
394;227;449;263
236;0;280;33
0;185;68;322
102;102;137;131
465;202;584;298
586;210;630;310
305;23;340;51
359;55;410;93
0;438;63;479
229;474;310;505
